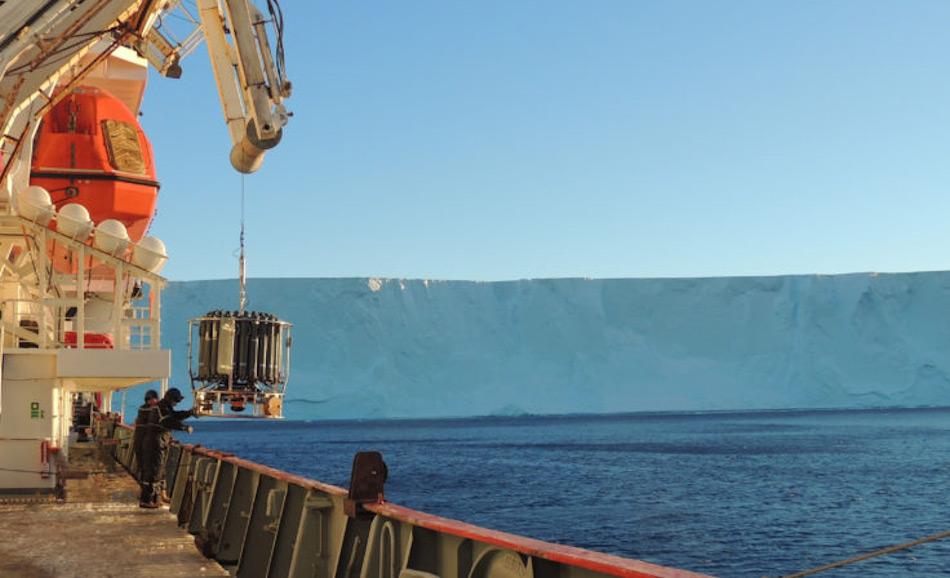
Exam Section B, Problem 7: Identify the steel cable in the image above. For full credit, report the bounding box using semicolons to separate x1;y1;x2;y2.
772;529;950;578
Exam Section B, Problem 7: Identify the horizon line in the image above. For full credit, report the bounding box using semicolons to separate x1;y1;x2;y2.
167;268;950;284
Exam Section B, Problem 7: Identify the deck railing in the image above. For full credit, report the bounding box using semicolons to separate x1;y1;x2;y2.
0;216;165;352
95;414;711;578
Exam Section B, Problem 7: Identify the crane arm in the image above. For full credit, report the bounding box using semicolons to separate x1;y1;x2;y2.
0;0;291;201
141;0;291;173
195;0;290;173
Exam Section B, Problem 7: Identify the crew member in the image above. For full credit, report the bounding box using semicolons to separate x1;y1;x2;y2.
132;389;161;508
133;387;196;507
158;388;196;434
153;387;198;507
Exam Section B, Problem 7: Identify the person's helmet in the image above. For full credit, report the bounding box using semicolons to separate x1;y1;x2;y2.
165;387;185;403
144;389;159;402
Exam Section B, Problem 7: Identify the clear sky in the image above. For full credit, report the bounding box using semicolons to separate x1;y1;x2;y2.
142;1;950;281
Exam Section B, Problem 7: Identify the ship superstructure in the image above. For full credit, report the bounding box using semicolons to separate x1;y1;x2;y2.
0;0;289;494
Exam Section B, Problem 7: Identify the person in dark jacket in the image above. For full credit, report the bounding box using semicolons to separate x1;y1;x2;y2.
132;389;161;507
158;387;196;434
154;388;198;501
133;387;197;507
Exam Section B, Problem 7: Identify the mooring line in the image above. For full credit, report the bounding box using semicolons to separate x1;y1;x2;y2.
772;529;950;578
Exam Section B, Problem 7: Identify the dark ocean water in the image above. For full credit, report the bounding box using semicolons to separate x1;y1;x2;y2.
186;408;950;578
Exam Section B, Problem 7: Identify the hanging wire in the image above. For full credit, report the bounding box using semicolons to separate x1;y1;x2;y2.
239;173;247;313
266;0;287;83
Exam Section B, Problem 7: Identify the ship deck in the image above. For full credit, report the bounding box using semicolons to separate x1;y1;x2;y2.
0;442;228;578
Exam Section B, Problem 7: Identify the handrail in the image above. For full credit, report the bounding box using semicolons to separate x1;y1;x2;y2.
365;501;708;578
187;443;348;497
97;414;713;578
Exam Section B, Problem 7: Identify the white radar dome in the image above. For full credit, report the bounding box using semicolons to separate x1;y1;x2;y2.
57;203;93;241
16;186;54;225
94;219;130;255
132;236;167;273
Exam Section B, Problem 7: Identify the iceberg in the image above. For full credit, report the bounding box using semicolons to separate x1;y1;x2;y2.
153;273;950;419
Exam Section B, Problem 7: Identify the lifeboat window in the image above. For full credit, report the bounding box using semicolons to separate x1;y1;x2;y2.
101;120;146;174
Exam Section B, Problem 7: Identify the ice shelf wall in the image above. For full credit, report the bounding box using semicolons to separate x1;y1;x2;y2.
160;273;950;419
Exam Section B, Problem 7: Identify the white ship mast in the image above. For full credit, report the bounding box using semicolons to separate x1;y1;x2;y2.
0;0;290;494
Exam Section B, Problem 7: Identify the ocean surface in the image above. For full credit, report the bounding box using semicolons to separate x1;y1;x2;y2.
186;408;950;578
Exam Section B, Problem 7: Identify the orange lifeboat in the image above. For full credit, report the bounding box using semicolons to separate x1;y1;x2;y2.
30;86;159;242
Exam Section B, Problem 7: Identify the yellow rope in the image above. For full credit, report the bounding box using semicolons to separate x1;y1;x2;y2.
773;529;950;578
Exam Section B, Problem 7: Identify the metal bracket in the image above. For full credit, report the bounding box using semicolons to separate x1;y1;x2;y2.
344;451;388;518
265;488;285;517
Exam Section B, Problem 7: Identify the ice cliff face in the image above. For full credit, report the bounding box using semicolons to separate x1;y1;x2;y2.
160;273;950;419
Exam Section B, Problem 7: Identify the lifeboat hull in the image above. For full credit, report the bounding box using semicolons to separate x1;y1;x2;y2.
30;86;159;242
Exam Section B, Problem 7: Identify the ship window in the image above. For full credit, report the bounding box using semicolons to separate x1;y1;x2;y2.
101;120;146;174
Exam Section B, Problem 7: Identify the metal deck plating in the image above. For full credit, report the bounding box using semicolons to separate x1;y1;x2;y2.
0;442;228;578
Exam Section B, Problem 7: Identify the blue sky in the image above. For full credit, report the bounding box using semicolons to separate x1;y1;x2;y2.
142;1;950;281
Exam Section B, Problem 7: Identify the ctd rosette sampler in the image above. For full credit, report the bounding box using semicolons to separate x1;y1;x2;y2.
188;310;292;418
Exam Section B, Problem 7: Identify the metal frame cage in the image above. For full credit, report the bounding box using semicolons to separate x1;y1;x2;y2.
188;310;292;418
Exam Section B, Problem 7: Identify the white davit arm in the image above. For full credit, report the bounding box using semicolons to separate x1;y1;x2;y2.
196;0;291;173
